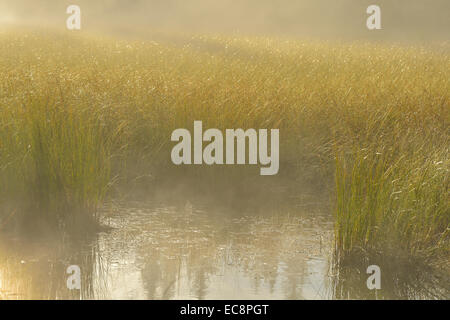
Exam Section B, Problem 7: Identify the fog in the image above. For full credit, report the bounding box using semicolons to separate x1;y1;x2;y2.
1;0;449;42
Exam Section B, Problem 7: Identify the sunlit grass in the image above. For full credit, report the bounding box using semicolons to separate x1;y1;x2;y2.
0;30;448;266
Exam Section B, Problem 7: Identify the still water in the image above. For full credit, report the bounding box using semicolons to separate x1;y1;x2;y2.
0;198;334;299
0;196;447;300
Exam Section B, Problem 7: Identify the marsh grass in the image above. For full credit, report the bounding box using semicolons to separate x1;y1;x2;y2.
335;142;449;263
0;30;448;265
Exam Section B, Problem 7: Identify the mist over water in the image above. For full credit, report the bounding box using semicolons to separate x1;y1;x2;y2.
2;0;449;42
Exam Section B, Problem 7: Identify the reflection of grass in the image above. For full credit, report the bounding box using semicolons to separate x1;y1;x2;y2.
0;30;448;266
107;202;332;299
0;235;100;299
331;256;449;299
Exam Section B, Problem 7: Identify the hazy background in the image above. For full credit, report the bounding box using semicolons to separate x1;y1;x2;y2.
1;0;449;42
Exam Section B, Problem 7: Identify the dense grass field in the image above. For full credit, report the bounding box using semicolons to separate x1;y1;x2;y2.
0;30;448;268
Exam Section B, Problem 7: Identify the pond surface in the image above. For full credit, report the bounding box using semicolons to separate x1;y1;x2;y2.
0;198;334;299
0;197;447;300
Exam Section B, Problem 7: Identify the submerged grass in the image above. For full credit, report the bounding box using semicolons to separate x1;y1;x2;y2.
0;30;448;266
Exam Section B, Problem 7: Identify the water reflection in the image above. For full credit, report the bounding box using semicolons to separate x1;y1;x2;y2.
0;199;334;299
331;257;450;300
0;235;101;299
98;201;333;299
0;199;447;299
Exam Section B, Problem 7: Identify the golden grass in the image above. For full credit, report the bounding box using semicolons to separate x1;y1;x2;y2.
0;30;448;263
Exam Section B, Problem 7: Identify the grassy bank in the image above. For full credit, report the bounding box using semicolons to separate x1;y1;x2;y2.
0;30;448;265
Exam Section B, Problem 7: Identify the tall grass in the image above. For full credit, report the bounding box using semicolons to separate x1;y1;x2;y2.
335;140;449;263
0;85;112;230
0;30;448;264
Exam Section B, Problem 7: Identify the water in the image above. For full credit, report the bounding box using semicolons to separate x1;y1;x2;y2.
0;198;334;299
0;197;447;300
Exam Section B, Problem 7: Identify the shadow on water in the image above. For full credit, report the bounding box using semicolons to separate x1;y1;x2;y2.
0;186;448;299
